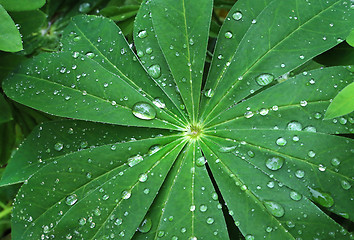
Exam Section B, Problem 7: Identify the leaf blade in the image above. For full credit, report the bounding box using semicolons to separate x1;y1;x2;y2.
325;82;354;119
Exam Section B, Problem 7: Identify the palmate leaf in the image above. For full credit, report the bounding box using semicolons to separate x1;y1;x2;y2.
1;0;354;239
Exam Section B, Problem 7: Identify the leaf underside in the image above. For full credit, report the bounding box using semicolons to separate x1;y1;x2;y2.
2;0;354;239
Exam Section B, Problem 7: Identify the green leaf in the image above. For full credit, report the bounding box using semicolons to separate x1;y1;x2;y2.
10;10;48;55
0;94;12;124
325;82;354;119
12;137;186;239
150;0;213;122
346;28;354;47
2;0;354;239
0;52;25;83
0;4;22;52
100;5;139;22
314;42;354;67
0;120;180;186
0;0;45;11
200;0;354;123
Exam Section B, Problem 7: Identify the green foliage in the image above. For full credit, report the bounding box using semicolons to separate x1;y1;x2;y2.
1;0;354;239
0;4;22;52
325;82;354;119
0;0;46;11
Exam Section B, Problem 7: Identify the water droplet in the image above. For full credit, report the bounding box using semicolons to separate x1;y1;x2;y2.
138;30;148;39
259;108;269;116
244;111;254;118
267;181;275;188
132;102;156;120
314;112;322;119
286;220;295;228
276;137;287;146
79;2;91;13
300;100;308;107
247;151;255;158
122;190;131;199
114;218;123;226
264;201;285;217
308;150;316;158
128;154;144;167
292;135;299;142
54;142;64;151
290;191;302;201
303;126;317;132
295;170;305;178
331;158;340;166
211;192;218;201
148;64;161;79
146;47;153;54
218;146;237;153
66;194;78;206
224;31;233;39
266;156;285;170
206;217;214;224
78;217;86;226
138;218;152;233
157;230;165;237
204;89;214;98
148;145;161;155
287;121;302;131
196;156;206;167
73;36;81;42
72;52;79;58
309;187;334;208
245;234;255;240
255;73;275;86
152;98;166;109
341;180;351;190
232;11;243;20
199;204;208;212
139;173;148;183
86;52;95;59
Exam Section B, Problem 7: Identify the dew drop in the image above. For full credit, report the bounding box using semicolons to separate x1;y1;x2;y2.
308;150;316;158
255;73;275;86
65;194;78;206
245;234;255;240
54;142;64;151
224;31;233;39
218;145;237;153
78;217;86;226
132;102;156;120
148;64;161;79
196;156;206;167
204;89;214;98
232;11;243;20
341;180;351;190
138;30;148;39
138;218;152;233
139;173;148;182
128;154;144;167
276;137;287;146
309;187;334;208
86;52;95;59
79;3;91;13
152;98;166;109
199;204;208;212
295;170;305;178
244;111;254;118
264;201;285;217
259;108;269;116
290;191;302;201
303;126;317;132
206;217;214;224
331;158;340;166
300;100;308;107
287;121;302;131
122;190;131;199
265;156;285;170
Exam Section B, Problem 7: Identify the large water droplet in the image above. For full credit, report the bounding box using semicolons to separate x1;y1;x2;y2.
232;11;243;20
225;31;233;39
331;158;340;166
138;218;152;233
264;201;285;217
295;169;305;178
204;89;214;98
255;73;274;86
206;217;214;224
196;156;206;167
132;102;156;120
290;191;302;201
245;234;255;240
341;180;351;190
128;154;144;167
139;173;148;182
122;190;132;199
303;126;317;132
78;217;86;226
66;194;78;206
148;64;161;79
54;142;64;152
266;156;285;170
287;121;302;131
309;187;334;208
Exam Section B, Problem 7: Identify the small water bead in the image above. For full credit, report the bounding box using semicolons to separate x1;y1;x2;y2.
204;89;214;98
224;31;233;39
143;188;150;194
263;201;285;217
267;181;275;188
309;187;334;208
196;156;206;167
66;194;78;206
232;11;243;20
199;204;208;212
266;226;273;233
148;145;161;155
245;235;255;240
303;126;317;132
276;137;287;146
139;173;148;182
132;102;157;120
148;64;161;79
300;100;308;107
122;190;131;199
290;191;302;201
318;165;326;172
287;121;302;131
247;151;255;158
295;170;305;178
79;2;91;13
292;136;300;142
211;192;218;201
314;112;322;119
128;154;144;167
255;73;275;86
152;98;166;109
259;108;269;116
206;217;214;224
138;30;148;39
137;50;144;57
308;150;316;158
78;217;86;226
266;156;285;170
114;218;123;226
86;52;95;59
341;180;351;190
138;218;152;233
339;117;347;125
244;111;254;118
157;231;165;237
218;145;237;153
331;158;341;166
73;36;81;42
54;142;64;151
146;47;153;54
286;221;296;228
